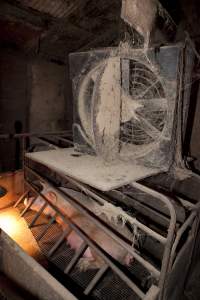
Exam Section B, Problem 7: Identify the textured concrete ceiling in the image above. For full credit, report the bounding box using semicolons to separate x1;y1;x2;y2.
0;0;199;63
19;0;82;18
0;0;121;62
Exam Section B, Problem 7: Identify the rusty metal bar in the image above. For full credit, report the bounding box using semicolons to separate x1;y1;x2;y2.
130;182;177;300
26;180;146;299
52;136;74;146
169;211;196;269
25;168;161;280
34;137;59;150
60;175;167;244
144;285;160;300
61;214;146;299
57;188;161;278
19;196;36;218
109;190;171;228
64;242;88;274
14;190;30;208
47;227;72;258
0;131;72;139
29;202;48;228
84;264;109;295
37;214;58;241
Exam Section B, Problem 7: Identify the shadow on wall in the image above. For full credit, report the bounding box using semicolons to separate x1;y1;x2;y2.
0;121;24;173
0;170;24;209
189;82;200;173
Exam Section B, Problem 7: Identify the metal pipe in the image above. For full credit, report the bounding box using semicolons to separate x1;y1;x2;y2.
47;227;72;258
0;131;72;139
169;211;196;269
14;190;30;208
29;202;48;228
52;136;74;146
144;285;160;300
64;242;88;274
130;182;177;300
52;174;166;244
33;137;59;150
19;196;37;218
37;214;58;241
109;190;171;228
25;169;161;279
84;265;109;295
26;181;146;299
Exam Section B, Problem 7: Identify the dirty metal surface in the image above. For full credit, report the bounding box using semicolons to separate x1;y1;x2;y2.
26;148;161;191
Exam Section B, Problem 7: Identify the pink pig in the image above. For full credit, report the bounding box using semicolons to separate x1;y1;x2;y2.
25;182;133;270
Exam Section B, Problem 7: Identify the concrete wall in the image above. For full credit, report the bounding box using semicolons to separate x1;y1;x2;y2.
0;49;72;172
0;49;29;133
190;87;200;171
0;231;76;300
29;60;68;132
0;49;29;171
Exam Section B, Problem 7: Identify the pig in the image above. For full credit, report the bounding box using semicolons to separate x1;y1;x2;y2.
24;182;77;220
24;182;134;271
66;214;134;271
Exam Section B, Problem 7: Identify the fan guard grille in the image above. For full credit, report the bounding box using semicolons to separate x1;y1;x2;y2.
76;56;168;159
120;60;167;147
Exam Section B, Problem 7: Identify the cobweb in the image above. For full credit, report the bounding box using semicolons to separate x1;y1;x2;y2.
74;45;168;163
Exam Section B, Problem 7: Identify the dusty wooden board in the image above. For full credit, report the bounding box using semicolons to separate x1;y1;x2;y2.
94;57;121;159
26;148;162;191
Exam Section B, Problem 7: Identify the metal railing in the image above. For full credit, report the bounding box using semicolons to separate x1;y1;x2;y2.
6;131;198;300
13;162;194;300
0;131;73;171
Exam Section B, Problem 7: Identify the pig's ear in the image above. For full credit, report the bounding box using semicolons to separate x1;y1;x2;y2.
48;191;57;204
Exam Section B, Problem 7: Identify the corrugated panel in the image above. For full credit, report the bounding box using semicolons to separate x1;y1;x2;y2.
19;0;82;18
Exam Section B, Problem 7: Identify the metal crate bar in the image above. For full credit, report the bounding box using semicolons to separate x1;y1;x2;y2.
169;211;197;269
52;136;74;146
108;190;171;228
14;190;30;208
64;241;88;274
0;130;72;140
29;202;48;228
143;285;160;300
47;227;72;258
37;214;58;241
60;174;167;245
34;137;59;150
25;181;147;299
129;182;177;300
19;196;37;218
25;166;166;244
25;167;161;279
84;264;109;296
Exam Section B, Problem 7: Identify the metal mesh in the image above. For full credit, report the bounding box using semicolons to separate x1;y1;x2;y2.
93;269;139;300
20;204;151;299
120;60;166;146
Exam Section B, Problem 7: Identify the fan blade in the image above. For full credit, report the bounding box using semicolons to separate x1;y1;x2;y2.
137;98;168;111
94;57;121;159
121;92;144;122
136;114;163;140
139;79;160;98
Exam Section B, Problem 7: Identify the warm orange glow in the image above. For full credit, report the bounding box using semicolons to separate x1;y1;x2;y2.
0;208;43;259
0;214;20;237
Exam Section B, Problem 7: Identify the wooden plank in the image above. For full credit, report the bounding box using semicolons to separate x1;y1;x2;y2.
94;57;121;160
